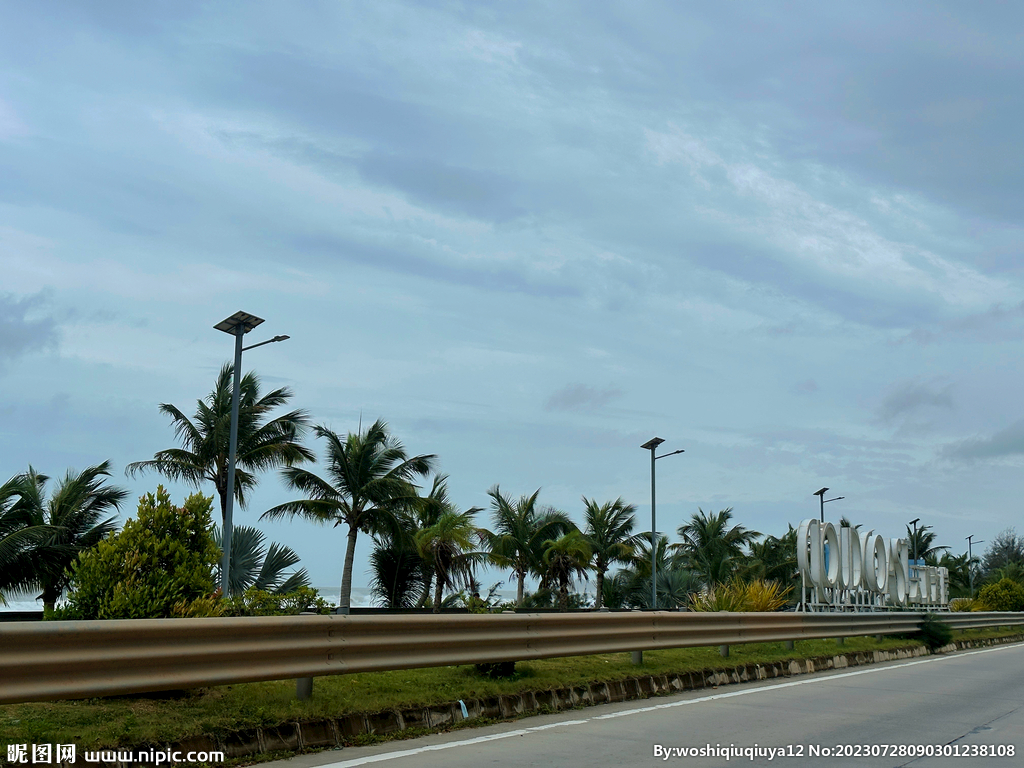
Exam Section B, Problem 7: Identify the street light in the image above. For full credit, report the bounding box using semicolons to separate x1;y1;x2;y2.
813;487;845;522
908;517;921;583
641;437;684;610
214;311;290;596
908;517;921;565
966;534;984;599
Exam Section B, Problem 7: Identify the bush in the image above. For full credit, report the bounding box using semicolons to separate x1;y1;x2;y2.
689;579;792;612
918;613;953;651
948;597;975;612
223;585;333;616
474;661;517;679
56;487;223;619
976;578;1024;612
689;581;749;612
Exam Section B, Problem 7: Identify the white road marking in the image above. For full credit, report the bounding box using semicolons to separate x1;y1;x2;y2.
316;642;1023;767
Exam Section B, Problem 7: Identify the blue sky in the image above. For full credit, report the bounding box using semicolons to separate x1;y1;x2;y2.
2;2;1022;596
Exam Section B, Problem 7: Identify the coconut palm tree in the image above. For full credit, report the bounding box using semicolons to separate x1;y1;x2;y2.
213;525;310;595
480;486;572;606
905;523;948;562
13;462;126;611
416;505;483;612
0;472;53;604
738;526;798;588
541;530;592;611
582;496;640;609
127;363;314;523
262;420;435;612
674;508;760;587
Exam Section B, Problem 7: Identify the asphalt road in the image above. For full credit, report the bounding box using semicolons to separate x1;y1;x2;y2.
269;642;1024;768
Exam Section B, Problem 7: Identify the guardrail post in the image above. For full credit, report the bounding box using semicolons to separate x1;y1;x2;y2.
836;637;845;646
631;608;642;665
784;640;795;650
296;612;317;701
719;645;729;657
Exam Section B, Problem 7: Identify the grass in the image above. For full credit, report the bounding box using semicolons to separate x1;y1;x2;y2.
1;627;1021;751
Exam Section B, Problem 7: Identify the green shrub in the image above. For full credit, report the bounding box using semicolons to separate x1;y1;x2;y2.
948;597;975;612
223;585;333;616
474;661;517;679
918;613;954;651
55;487;222;619
976;578;1024;612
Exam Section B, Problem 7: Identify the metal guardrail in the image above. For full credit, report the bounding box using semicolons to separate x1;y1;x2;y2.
0;611;1021;705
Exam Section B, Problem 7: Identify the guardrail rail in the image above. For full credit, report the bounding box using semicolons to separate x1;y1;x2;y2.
1;611;1021;704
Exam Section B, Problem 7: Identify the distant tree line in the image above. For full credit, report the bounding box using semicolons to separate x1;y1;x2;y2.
3;363;1023;617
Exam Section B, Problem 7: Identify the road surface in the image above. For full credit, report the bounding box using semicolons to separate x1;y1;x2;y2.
267;641;1024;767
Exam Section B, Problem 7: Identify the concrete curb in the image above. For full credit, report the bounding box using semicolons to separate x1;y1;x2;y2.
102;633;1024;765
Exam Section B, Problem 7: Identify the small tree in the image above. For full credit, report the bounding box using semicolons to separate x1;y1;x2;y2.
59;487;222;619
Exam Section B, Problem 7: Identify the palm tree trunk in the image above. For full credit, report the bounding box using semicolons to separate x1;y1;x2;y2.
216;476;228;525
559;577;569;611
339;524;359;613
594;568;605;610
516;567;525;606
415;572;432;609
433;572;443;613
42;583;57;615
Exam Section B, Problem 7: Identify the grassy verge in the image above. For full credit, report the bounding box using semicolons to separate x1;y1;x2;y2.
1;628;1021;750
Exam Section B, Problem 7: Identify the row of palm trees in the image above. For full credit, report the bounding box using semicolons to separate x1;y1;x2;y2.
4;362;1011;612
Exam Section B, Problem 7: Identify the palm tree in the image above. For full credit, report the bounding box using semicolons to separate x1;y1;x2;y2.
0;472;53;604
369;528;426;608
127;363;314;523
620;534;674;608
656;567;700;609
261;420;436;612
480;486;572;606
928;551;973;598
905;524;948;562
213;525;311;595
416;505;483;612
674;508;761;587
582;496;640;609
739;526;798;587
541;530;592;611
14;462;127;611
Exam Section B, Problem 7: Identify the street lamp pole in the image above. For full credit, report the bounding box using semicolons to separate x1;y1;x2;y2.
641;437;684;610
214;311;290;597
966;534;984;599
909;517;920;564
813;487;845;522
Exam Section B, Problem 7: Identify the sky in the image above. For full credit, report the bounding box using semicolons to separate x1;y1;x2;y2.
2;2;1023;600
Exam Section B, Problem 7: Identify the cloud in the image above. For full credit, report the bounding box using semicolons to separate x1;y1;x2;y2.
0;291;58;366
544;384;623;412
902;300;1024;345
942;419;1024;460
876;380;953;423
